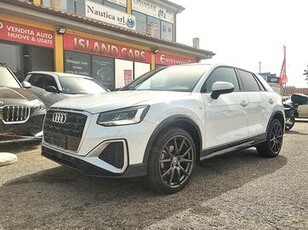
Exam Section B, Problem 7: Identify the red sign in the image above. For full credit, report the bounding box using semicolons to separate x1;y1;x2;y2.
124;69;133;85
279;46;288;86
64;34;151;63
0;20;54;48
156;53;196;66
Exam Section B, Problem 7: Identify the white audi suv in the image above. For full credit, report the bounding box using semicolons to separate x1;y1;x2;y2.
42;63;285;193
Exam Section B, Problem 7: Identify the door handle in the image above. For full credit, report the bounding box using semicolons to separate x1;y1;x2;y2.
268;98;274;104
240;100;248;107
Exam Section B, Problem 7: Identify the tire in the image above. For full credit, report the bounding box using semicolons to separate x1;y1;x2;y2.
147;127;196;194
285;116;295;131
256;118;283;158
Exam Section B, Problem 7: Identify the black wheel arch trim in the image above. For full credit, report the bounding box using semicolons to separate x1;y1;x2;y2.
142;115;202;164
267;110;285;132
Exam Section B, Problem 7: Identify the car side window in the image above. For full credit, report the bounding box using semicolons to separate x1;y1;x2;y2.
202;67;240;93
45;75;57;89
28;74;45;89
28;74;57;90
237;69;261;92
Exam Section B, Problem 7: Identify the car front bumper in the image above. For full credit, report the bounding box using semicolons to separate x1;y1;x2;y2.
42;111;157;177
0;111;45;142
41;145;147;178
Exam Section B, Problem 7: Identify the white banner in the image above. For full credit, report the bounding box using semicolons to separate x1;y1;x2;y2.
132;0;174;23
85;1;136;30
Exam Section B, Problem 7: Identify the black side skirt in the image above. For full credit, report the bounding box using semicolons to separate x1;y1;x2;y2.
200;133;267;160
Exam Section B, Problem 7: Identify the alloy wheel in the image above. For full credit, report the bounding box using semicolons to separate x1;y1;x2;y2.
270;121;283;154
159;135;195;189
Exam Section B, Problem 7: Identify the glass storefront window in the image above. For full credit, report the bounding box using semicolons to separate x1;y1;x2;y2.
28;47;54;72
65;51;91;76
115;59;133;88
43;0;125;16
134;62;150;79
92;55;115;90
92;0;103;3
104;1;125;12
147;16;160;38
133;11;147;34
41;0;50;7
0;43;22;81
161;21;173;41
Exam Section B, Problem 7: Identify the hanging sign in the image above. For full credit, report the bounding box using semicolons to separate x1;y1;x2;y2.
156;53;196;66
0;20;54;48
64;34;151;63
85;1;136;30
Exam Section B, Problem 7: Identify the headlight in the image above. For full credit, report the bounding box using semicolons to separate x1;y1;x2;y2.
33;101;46;112
97;105;150;126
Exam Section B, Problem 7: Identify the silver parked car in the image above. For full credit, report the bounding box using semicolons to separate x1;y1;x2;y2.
0;63;46;143
23;72;107;109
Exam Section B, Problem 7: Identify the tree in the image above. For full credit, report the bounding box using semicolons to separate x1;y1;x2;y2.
304;65;308;84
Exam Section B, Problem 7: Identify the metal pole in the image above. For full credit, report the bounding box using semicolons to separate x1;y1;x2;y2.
258;62;262;73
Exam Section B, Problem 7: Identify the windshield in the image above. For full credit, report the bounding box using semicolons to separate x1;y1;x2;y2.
59;76;106;94
122;65;208;92
0;66;21;88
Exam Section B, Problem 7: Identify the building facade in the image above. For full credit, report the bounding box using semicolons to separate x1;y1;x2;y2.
0;0;214;90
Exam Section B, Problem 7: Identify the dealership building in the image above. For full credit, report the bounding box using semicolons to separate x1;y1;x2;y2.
0;0;214;90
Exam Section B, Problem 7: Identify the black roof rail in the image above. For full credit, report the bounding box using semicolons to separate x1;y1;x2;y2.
0;62;7;67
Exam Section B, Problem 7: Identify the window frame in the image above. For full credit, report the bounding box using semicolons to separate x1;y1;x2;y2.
201;66;241;93
236;68;262;92
28;73;58;90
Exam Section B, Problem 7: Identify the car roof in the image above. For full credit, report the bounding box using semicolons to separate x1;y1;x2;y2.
27;71;94;79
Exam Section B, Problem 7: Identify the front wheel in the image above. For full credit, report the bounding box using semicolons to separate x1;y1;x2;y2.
147;127;196;194
256;118;283;158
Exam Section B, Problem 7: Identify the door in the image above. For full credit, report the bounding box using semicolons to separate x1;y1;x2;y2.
201;66;249;149
27;73;61;108
237;69;273;136
298;104;308;118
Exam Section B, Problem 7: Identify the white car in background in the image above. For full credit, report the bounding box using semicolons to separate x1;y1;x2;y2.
41;64;285;194
23;72;107;109
297;104;308;118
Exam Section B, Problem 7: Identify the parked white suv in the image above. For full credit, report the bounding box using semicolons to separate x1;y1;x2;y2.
42;64;285;194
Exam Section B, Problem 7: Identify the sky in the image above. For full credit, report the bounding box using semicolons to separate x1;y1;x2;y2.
171;0;308;88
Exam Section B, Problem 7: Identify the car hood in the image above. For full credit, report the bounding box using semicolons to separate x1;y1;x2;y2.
0;87;40;104
50;90;192;114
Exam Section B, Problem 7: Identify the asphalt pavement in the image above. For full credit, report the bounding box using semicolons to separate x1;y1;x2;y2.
0;120;307;229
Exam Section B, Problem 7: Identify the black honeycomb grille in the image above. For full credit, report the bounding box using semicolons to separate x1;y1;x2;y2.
43;111;87;151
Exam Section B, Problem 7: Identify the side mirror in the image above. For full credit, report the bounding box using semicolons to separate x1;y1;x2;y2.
211;81;234;99
22;81;32;89
46;85;59;93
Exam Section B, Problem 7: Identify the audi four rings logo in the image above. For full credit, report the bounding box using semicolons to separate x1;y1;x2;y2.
52;112;67;124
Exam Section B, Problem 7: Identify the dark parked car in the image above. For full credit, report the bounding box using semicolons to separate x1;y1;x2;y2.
0;63;46;143
23;72;107;109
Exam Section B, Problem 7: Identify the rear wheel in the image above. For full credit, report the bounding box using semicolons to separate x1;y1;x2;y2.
285;116;295;131
257;118;283;158
147;127;196;194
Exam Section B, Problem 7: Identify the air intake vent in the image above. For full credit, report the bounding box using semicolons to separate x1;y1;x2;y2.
99;142;124;169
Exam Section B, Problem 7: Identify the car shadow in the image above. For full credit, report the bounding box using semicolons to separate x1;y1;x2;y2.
285;130;308;135
0;141;41;153
0;148;287;229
